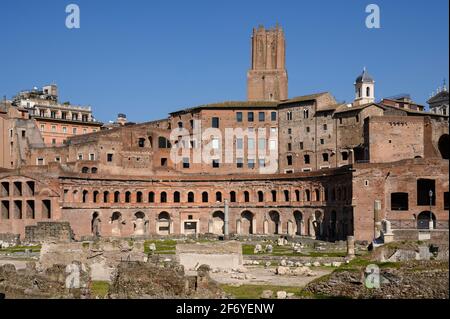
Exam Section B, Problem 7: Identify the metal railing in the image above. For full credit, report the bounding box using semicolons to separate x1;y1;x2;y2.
390;219;449;230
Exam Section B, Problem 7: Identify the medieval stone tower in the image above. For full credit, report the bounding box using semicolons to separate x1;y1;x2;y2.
247;25;288;101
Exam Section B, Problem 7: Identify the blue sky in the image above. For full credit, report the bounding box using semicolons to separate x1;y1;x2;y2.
0;0;448;123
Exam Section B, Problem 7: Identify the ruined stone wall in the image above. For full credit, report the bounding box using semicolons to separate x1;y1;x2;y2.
25;221;73;243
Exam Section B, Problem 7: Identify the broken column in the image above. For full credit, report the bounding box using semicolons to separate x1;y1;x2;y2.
374;200;382;240
346;235;355;258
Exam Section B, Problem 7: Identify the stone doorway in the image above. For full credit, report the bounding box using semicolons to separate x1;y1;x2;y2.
212;211;225;235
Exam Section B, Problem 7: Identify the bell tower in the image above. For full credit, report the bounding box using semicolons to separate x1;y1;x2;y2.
247;25;288;101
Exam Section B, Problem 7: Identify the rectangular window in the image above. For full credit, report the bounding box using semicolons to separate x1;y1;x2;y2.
323;124;327;131
259;159;265;167
236;138;243;150
62;126;67;133
258;112;265;122
342;152;349;161
248;159;255;169
300;142;304;150
269;140;277;150
417;179;435;206
236;112;243;122
21;130;26;138
306;127;310;133
248;112;254;122
391;193;409;210
271;111;277;121
248;138;255;150
72;128;77;134
320;139;324;145
236;158;243;168
258;138;266;150
107;153;113;162
83;128;87;134
40;125;45;132
287;143;292;151
182;157;190;168
287;155;293;166
51;138;56;145
78;154;83;160
89;153;95;161
304;154;310;164
212;117;219;128
51;125;56;132
212;159;220;168
161;158;167;166
37;158;44;165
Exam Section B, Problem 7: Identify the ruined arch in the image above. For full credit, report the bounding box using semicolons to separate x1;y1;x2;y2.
91;212;101;237
212;211;225;235
268;210;280;234
417;211;436;229
133;211;147;236
158;211;171;235
111;212;122;236
241;210;254;235
294;211;303;235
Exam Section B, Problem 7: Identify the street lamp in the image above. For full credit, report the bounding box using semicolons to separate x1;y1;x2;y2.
429;190;434;230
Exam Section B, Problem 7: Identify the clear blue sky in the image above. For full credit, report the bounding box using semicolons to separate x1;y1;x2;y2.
0;0;448;123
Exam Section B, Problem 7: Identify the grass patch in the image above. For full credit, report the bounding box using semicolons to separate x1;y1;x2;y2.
144;240;177;254
220;284;302;299
0;245;41;253
90;281;110;298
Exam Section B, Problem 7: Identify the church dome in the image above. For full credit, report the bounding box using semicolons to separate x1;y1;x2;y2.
356;68;374;83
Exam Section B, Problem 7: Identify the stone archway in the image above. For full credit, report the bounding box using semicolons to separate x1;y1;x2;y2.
241;211;254;235
212;211;225;235
91;212;101;237
269;211;280;234
111;212;122;237
133;212;147;236
417;211;436;229
438;134;449;159
158;212;171;235
294;211;303;236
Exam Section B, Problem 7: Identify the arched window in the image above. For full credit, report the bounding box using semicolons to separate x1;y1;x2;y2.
93;191;99;203
244;191;250;202
366;86;370;97
230;191;236;203
103;191;109;203
271;190;277;202
114;191;120;203
91;167;98;174
125;191;131;203
160;191;167;203
258;191;264;202
215;191;222;202
82;167;89;174
315;189;320;201
136;191;143;203
173;191;180;203
82;190;88;203
148;191;155;203
305;189;311;202
188;192;195;203
202;191;208;203
284;190;290;202
138;138;146;148
295;190;300;202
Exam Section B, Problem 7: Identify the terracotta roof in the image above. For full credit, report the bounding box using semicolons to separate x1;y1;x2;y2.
278;92;329;105
333;102;383;114
170;100;278;115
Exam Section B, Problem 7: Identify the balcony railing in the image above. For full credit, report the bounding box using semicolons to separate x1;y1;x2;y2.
390;219;449;230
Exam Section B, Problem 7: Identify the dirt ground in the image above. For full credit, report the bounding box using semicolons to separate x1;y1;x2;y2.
207;266;332;287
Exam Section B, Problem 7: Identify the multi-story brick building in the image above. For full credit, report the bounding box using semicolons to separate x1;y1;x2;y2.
0;25;448;243
12;84;103;146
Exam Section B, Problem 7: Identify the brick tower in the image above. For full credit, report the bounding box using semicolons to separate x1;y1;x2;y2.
247;24;288;101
